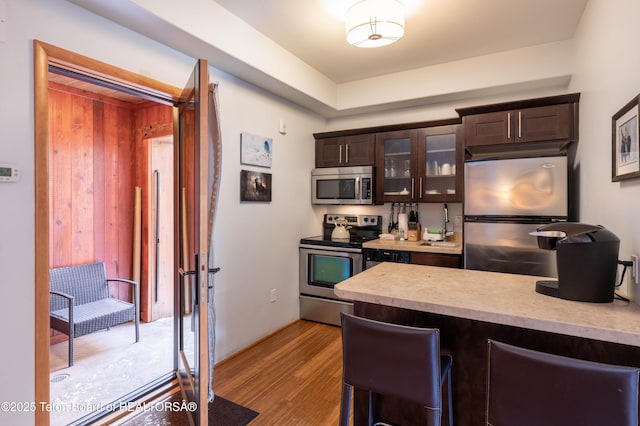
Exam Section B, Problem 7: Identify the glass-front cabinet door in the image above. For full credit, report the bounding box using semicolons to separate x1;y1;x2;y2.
375;130;418;202
417;125;463;202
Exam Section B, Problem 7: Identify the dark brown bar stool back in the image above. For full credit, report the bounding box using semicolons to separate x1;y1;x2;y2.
340;312;453;426
486;340;640;426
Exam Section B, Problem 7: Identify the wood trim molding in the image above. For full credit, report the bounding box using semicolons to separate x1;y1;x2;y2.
33;40;51;426
455;92;581;116
33;40;181;426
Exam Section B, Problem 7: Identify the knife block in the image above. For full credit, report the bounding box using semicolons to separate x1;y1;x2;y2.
407;223;421;241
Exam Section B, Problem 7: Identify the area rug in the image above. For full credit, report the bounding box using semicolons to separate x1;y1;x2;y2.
122;392;259;425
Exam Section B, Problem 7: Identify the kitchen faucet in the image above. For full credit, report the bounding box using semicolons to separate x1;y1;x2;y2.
442;203;449;239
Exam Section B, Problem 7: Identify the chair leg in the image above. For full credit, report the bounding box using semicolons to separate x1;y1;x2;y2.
339;383;352;426
68;332;74;367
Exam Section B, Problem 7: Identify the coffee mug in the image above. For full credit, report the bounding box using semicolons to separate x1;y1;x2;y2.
441;163;452;175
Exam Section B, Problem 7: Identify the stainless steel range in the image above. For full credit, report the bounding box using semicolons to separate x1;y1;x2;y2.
299;214;382;326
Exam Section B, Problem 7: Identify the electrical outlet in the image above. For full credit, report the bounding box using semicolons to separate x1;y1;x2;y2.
454;215;462;226
631;254;639;285
270;288;277;302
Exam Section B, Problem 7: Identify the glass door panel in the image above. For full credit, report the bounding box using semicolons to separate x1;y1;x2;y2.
383;137;412;196
424;133;457;196
175;59;210;426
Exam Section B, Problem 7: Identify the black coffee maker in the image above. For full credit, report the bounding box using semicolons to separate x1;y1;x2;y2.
530;223;620;303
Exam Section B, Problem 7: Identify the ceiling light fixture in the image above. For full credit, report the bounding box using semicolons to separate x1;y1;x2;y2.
346;0;405;48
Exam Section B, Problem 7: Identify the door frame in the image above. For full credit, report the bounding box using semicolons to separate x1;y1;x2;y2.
34;40;183;425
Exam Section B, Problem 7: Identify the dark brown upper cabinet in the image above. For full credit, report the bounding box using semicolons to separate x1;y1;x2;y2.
464;104;571;147
374;124;464;203
458;93;580;154
315;133;375;167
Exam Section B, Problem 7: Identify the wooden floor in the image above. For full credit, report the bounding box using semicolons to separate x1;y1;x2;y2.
212;320;344;426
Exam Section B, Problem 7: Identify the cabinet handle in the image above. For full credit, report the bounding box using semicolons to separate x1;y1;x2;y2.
518;111;522;138
339;145;343;164
345;144;349;164
419;177;423;198
507;112;511;139
411;178;415;199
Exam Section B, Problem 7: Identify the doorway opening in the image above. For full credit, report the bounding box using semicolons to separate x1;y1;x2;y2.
148;136;175;322
47;69;177;426
34;40;188;426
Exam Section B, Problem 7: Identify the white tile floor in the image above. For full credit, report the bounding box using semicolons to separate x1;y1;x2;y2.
49;317;175;425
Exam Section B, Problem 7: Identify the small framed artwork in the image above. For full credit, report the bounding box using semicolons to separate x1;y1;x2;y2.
240;170;272;202
241;132;272;168
612;95;640;181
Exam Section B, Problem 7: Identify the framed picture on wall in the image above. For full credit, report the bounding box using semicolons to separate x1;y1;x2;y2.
240;170;272;202
241;132;272;168
612;95;640;181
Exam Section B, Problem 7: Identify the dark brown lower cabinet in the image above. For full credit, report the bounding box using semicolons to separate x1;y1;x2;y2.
410;252;462;268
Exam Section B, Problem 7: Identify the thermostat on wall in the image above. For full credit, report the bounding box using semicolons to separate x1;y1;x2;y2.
0;164;19;182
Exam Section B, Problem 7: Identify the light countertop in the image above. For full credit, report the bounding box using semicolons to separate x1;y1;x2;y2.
334;262;640;347
363;232;463;254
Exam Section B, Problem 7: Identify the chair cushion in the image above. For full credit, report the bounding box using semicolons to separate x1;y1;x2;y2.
51;298;135;338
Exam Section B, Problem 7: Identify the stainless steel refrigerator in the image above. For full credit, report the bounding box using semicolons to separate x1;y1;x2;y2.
464;155;568;277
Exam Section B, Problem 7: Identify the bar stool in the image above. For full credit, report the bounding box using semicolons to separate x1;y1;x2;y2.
486;339;640;426
339;312;453;426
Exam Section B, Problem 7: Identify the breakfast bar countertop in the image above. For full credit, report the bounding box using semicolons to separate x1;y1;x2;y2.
334;262;640;347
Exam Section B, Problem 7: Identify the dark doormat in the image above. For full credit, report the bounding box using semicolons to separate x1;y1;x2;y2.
122;392;259;425
208;395;259;425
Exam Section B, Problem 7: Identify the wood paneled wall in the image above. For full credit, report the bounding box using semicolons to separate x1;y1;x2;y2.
48;83;134;342
49;81;134;283
48;81;174;339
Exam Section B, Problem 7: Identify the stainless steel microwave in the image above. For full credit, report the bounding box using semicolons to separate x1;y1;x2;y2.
311;166;374;205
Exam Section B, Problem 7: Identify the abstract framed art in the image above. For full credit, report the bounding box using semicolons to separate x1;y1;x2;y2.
240;132;272;168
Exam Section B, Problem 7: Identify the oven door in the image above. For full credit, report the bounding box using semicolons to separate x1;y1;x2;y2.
299;245;363;299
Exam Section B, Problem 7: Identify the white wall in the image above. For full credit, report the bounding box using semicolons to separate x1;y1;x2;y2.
568;0;640;298
0;1;322;424
211;72;322;357
3;0;640;424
